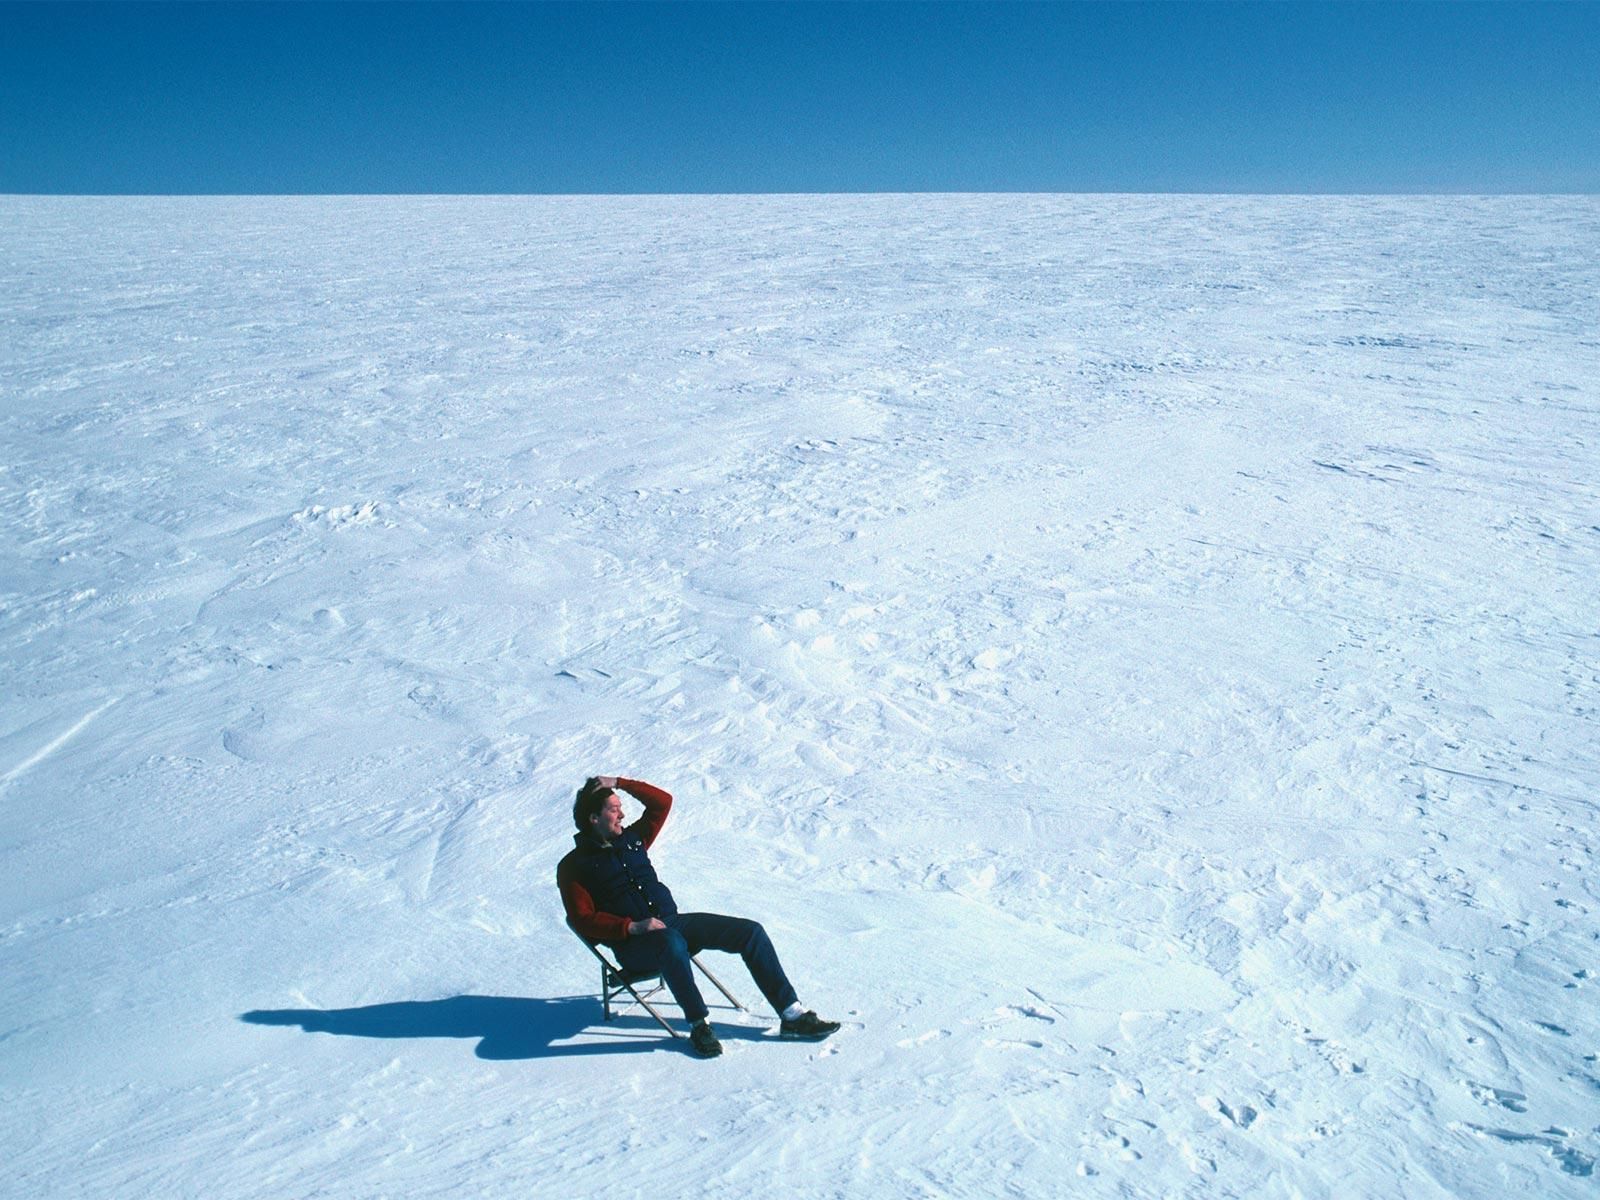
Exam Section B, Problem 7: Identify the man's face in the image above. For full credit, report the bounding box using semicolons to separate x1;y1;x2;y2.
589;792;624;841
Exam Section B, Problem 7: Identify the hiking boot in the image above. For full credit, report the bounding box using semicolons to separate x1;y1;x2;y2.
779;1011;840;1040
689;1020;722;1058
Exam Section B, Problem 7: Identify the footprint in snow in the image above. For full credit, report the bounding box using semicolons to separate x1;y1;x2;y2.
985;1004;1054;1026
292;501;379;529
1300;1032;1365;1075
221;706;265;761
1198;1095;1258;1129
1461;1124;1595;1178
312;607;345;629
1466;1082;1528;1113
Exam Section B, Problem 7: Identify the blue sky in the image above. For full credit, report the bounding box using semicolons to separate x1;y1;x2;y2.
4;1;1597;193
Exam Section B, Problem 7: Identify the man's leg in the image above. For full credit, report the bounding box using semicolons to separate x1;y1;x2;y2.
613;927;709;1024
670;912;800;1016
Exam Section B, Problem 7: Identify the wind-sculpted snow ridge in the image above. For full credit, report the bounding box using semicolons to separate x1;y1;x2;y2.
2;195;1598;1197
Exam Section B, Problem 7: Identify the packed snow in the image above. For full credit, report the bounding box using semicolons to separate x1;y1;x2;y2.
2;194;1597;1197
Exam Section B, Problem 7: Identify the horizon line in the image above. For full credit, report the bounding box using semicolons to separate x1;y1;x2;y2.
7;190;1599;200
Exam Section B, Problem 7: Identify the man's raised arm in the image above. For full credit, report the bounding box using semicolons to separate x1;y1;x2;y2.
616;777;672;847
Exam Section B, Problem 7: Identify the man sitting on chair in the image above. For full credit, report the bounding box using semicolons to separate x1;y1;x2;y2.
558;774;839;1058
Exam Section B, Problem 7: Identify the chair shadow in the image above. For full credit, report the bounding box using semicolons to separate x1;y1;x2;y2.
241;994;769;1060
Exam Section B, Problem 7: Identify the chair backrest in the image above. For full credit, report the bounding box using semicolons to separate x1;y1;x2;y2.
568;921;652;980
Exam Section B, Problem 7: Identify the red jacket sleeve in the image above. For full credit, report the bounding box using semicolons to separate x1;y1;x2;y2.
558;870;631;944
617;777;672;848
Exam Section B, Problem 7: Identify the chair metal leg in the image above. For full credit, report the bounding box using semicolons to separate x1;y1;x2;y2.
692;955;748;1012
602;965;682;1036
617;982;683;1038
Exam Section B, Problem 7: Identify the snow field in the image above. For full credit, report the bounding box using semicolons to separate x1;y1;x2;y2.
1;195;1598;1197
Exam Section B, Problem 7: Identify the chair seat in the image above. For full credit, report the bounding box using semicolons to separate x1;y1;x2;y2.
609;965;663;986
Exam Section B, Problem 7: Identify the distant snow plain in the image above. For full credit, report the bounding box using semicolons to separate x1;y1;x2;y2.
2;195;1597;1198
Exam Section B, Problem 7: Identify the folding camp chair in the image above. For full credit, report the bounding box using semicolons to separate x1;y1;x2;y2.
570;924;747;1038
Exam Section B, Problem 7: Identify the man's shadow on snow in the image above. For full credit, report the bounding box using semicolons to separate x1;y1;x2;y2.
241;995;769;1060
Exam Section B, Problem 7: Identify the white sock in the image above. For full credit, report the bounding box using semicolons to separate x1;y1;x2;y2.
781;1002;806;1022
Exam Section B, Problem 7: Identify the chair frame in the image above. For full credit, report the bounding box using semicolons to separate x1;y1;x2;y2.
571;926;748;1038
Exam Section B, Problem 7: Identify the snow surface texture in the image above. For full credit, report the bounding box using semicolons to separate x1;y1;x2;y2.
2;195;1597;1198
